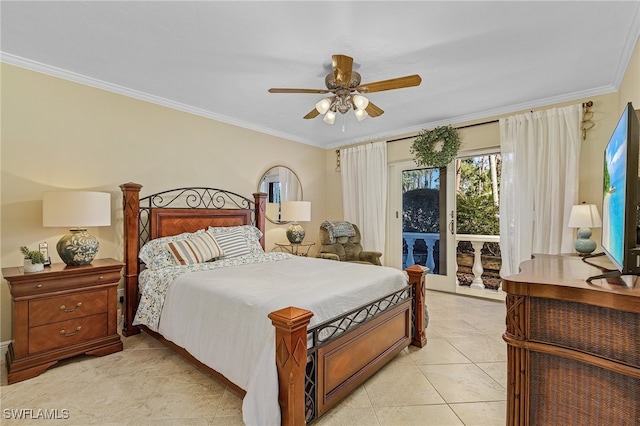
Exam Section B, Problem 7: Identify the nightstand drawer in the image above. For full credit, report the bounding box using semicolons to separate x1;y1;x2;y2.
29;290;108;327
10;270;122;298
29;313;108;354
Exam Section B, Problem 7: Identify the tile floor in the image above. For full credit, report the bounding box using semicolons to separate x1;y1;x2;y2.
1;290;507;425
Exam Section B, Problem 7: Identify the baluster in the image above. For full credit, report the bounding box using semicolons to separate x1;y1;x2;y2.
470;240;485;289
497;241;505;292
455;240;461;286
405;236;416;267
425;238;435;275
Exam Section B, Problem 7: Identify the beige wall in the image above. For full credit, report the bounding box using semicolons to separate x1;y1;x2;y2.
0;64;327;342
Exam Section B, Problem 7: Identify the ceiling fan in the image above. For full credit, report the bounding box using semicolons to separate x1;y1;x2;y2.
268;54;422;124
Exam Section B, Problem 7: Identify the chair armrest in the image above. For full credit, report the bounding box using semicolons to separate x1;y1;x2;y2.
317;252;340;261
359;251;382;266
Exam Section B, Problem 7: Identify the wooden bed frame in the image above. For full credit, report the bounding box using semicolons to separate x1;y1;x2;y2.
120;183;427;425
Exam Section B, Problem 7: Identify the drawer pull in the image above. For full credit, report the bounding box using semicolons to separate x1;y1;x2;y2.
98;276;104;280
59;302;82;313
36;284;43;288
59;326;82;337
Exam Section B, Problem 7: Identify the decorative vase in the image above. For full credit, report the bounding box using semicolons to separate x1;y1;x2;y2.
57;229;99;266
23;258;44;273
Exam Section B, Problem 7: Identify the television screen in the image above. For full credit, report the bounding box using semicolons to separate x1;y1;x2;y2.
601;108;628;270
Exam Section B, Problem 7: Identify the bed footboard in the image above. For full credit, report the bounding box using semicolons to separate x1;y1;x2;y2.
270;264;428;425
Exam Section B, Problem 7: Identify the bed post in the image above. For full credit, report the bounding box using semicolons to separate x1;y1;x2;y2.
268;306;314;426
120;182;143;337
253;192;267;249
406;265;428;348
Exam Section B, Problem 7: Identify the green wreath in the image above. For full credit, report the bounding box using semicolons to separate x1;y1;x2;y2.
410;125;461;168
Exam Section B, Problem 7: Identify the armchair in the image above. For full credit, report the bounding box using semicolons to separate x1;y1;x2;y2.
317;222;382;265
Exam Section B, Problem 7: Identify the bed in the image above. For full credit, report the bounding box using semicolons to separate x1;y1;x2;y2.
120;183;428;425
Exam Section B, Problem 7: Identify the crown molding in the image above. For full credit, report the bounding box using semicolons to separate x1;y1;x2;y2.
0;52;323;148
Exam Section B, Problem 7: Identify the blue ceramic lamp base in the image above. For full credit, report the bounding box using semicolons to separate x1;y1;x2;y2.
574;227;596;255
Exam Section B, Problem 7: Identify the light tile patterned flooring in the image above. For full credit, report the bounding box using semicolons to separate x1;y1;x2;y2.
1;290;507;425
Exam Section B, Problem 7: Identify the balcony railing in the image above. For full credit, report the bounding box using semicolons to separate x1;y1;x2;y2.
403;232;504;293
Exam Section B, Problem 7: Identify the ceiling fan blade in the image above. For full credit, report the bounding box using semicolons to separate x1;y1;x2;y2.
356;74;422;93
365;101;384;117
332;54;353;86
303;108;320;119
268;88;331;94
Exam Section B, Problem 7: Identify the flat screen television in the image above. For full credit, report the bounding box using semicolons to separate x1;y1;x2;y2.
590;102;640;282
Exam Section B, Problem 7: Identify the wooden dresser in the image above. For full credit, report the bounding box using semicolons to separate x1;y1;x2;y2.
3;258;124;384
502;254;640;425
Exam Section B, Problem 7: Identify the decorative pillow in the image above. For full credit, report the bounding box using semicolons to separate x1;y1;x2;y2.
166;229;224;265
208;225;264;259
139;230;206;269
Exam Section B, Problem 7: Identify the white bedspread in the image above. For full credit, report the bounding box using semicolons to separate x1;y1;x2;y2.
155;256;407;426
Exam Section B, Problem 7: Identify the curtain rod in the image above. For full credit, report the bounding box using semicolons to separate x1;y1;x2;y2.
386;119;499;143
387;101;593;144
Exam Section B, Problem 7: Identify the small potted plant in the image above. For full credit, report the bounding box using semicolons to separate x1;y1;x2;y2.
20;246;46;273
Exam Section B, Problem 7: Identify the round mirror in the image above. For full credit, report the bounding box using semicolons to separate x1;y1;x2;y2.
258;166;303;224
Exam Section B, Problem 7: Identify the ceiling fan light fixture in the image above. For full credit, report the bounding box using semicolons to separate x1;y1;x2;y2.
315;98;332;114
355;108;368;121
268;55;420;123
323;110;336;124
353;94;369;110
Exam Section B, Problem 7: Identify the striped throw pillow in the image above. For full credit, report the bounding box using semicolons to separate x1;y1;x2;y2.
167;230;224;265
213;227;252;259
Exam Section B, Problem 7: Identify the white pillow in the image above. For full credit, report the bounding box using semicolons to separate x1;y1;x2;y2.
167;229;224;265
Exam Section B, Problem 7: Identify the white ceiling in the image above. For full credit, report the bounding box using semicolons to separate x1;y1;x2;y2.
2;1;639;149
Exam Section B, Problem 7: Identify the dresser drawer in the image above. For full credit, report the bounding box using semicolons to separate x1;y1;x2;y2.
10;270;122;298
29;290;108;327
29;313;108;354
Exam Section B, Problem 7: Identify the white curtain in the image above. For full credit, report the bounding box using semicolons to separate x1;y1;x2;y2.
341;141;387;254
278;167;301;202
499;104;582;276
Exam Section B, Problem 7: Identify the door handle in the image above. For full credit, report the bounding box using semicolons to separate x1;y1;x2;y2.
449;210;455;235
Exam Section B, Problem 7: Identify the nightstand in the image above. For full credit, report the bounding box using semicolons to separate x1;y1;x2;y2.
2;258;124;384
274;241;315;257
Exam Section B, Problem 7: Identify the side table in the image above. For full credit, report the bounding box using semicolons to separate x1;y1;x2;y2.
3;258;124;384
274;241;315;257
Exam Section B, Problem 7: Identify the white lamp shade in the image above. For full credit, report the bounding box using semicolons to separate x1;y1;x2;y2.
323;110;336;124
280;201;311;222
315;98;332;114
352;94;369;110
568;204;602;228
43;191;111;228
355;108;368;121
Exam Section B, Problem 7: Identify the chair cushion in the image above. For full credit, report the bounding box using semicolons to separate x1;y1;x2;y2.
343;242;363;262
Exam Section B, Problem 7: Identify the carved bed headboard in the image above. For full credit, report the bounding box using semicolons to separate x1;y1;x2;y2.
119;183;266;336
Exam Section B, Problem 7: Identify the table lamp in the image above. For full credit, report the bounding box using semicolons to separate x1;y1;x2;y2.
43;191;111;265
567;203;602;255
280;201;311;244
